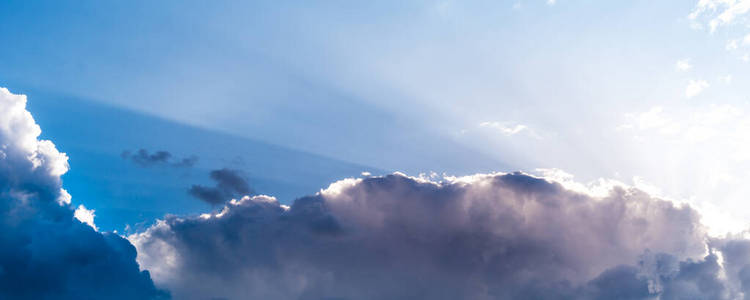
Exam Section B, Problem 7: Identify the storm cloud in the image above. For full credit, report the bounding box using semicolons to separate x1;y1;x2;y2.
122;149;198;168
188;168;252;205
131;171;750;300
0;88;166;299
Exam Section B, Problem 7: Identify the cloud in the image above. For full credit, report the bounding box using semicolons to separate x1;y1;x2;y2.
74;204;98;231
675;59;692;71
122;149;198;168
685;79;709;98
479;121;538;138
8;85;750;299
188;168;252;205
129;170;750;300
0;88;167;299
690;0;750;32
690;0;750;63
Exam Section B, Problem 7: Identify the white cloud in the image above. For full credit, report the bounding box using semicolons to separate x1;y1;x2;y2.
479;121;537;137
618;106;679;134
675;59;693;72
74;204;98;231
691;0;750;59
547;0;557;5
685;79;709;98
690;0;750;32
534;168;627;197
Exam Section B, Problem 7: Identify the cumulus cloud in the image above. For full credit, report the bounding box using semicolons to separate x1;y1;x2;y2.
129;170;750;300
188;168;252;205
122;149;198;168
0;88;166;299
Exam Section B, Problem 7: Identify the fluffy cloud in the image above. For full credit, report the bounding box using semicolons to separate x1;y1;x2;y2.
130;170;750;300
0;88;166;299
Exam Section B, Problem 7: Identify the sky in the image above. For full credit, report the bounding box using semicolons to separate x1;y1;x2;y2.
4;0;750;299
3;0;750;233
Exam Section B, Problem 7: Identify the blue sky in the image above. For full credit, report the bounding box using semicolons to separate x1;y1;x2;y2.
6;0;750;299
6;0;750;233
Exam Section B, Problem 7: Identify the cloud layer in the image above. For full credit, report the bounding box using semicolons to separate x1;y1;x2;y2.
131;171;750;300
0;88;166;299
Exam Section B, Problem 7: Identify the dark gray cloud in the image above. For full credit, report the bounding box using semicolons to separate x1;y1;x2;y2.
132;172;750;300
122;149;198;168
0;88;167;299
188;168;252;205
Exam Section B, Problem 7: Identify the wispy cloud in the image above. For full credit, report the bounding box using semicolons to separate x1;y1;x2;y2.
675;59;692;72
690;0;750;64
685;79;709;98
690;0;750;32
479;121;537;137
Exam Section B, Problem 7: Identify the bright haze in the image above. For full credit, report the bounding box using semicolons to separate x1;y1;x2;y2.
2;1;750;299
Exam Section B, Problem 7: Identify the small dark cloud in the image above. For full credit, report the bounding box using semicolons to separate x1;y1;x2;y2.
121;149;198;168
188;168;253;205
174;156;199;168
